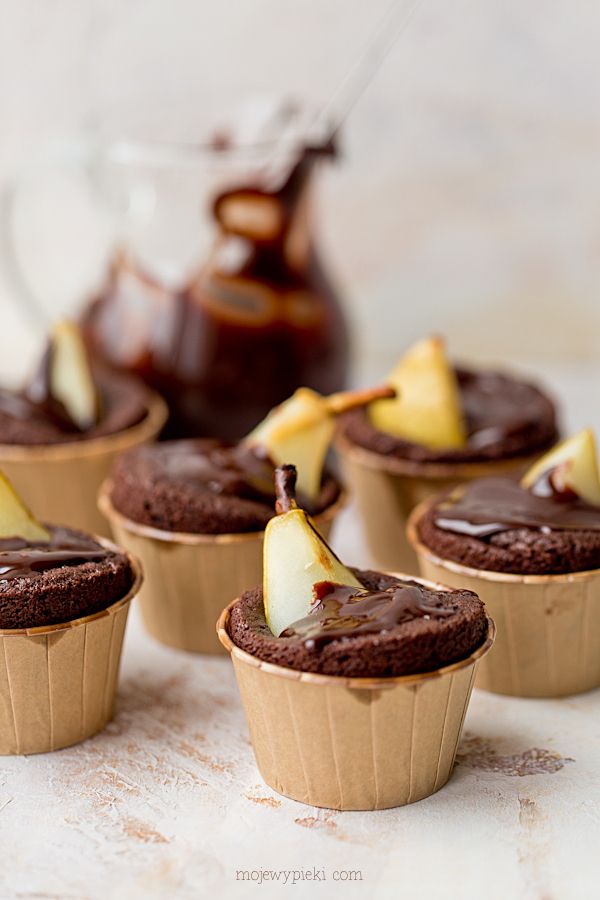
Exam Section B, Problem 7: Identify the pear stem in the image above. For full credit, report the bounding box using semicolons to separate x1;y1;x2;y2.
325;384;396;415
274;465;298;514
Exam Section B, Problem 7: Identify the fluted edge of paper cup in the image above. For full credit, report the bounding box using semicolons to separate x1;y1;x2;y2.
407;497;600;587
335;431;542;481
0;540;142;755
217;591;495;688
0;537;143;636
407;498;600;697
98;480;349;546
217;585;495;811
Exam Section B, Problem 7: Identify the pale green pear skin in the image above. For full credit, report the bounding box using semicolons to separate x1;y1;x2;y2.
263;508;361;637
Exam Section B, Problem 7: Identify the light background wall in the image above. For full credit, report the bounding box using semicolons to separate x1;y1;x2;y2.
1;0;599;382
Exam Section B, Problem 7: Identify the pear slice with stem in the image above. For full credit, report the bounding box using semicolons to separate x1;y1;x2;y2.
246;384;395;500
521;428;600;506
369;335;466;449
47;321;100;431
0;471;50;542
263;465;362;637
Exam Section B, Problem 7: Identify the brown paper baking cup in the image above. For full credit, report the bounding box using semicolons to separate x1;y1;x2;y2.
336;432;543;575
0;392;167;538
217;593;495;810
407;501;600;698
99;484;348;655
0;541;142;755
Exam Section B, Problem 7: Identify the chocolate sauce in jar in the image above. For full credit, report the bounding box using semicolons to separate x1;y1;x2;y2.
81;143;350;440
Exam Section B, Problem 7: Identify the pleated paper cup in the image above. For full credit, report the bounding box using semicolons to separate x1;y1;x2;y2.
0;541;142;755
217;593;495;810
99;484;348;655
0;391;167;538
407;501;600;698
336;432;543;575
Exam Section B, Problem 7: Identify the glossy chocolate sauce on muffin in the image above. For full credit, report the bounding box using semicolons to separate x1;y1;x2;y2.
229;569;487;677
0;527;134;629
155;441;275;504
341;368;558;464
419;474;600;575
433;476;600;537
0;533;110;581
281;580;454;650
110;439;340;534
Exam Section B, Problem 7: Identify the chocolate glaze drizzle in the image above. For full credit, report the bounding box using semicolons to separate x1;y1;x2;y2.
0;531;110;582
434;474;600;539
281;580;454;650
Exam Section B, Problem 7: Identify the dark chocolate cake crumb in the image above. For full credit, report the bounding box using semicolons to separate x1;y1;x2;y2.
418;505;600;575
0;526;134;629
228;568;487;677
110;440;341;535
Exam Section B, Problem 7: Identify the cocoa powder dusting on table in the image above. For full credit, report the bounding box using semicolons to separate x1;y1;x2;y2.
457;736;574;776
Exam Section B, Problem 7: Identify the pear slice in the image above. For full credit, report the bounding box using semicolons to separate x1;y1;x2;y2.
49;321;100;431
263;465;362;636
246;384;395;499
521;428;600;506
0;471;50;542
369;336;467;449
248;388;333;500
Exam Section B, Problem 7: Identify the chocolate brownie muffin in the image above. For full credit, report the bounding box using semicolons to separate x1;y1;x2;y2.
0;527;134;629
418;476;600;575
0;368;149;447
109;440;341;534
341;368;558;464
228;568;487;677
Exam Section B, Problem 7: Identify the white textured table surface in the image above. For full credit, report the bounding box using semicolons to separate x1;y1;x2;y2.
1;361;599;900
